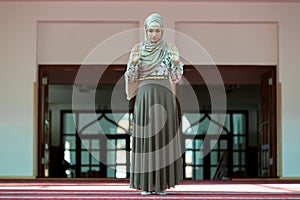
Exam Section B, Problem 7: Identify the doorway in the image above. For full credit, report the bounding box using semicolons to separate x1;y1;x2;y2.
37;64;277;179
181;65;277;179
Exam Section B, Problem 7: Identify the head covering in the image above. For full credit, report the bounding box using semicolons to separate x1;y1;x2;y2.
138;13;168;77
125;13;170;100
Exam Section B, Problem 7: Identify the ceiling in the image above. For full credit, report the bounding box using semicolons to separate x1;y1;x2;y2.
45;65;274;85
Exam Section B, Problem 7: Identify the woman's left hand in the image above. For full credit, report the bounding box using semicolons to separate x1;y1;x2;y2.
169;44;180;66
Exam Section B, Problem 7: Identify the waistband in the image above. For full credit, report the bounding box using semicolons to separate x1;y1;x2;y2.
138;76;168;81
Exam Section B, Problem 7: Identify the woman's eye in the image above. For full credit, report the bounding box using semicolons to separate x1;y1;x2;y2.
148;29;161;33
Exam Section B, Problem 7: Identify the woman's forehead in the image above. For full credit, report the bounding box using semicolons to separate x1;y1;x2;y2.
148;25;161;30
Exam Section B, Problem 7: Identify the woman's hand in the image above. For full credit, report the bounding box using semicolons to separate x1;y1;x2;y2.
169;44;180;66
129;43;141;66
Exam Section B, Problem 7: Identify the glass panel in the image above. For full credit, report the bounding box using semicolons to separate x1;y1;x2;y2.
81;166;89;173
233;114;245;135
91;152;100;164
210;140;219;150
98;113;117;135
198;117;209;135
210;151;218;165
195;167;203;179
91;140;100;150
64;136;76;149
91;166;99;171
78;113;123;135
185;139;193;149
185;166;193;179
116;150;126;164
195;140;202;150
79;114;101;134
116;165;127;178
233;152;240;165
233;137;238;150
182;113;203;135
107;140;115;150
241;152;246;165
241;137;246;150
116;113;130;134
64;113;76;134
210;113;228;135
107;167;115;178
221;113;231;134
233;137;246;150
185;151;192;164
221;151;227;160
81;151;89;165
81;139;90;150
70;151;76;164
117;139;126;149
195;151;203;165
210;167;217;179
220;140;227;150
181;115;192;134
107;151;116;165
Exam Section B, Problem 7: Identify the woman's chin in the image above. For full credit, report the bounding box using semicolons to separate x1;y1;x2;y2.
150;39;159;43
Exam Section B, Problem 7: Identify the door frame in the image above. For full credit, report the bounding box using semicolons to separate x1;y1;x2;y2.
37;64;277;178
260;69;277;177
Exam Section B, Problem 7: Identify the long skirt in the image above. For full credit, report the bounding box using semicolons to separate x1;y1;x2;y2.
130;79;183;192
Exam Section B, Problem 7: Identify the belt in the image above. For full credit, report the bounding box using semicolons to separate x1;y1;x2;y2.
138;76;168;81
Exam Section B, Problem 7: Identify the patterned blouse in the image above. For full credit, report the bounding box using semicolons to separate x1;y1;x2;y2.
125;55;184;83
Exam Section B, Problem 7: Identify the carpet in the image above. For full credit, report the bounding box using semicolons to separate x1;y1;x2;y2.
1;179;300;199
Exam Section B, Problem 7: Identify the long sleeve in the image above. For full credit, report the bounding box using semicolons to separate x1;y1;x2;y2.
125;62;138;83
170;61;184;83
125;62;139;100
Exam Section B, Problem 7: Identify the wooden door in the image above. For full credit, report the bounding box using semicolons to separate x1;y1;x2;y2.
260;70;276;177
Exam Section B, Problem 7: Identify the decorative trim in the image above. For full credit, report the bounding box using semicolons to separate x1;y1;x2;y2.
33;82;37;177
278;82;282;177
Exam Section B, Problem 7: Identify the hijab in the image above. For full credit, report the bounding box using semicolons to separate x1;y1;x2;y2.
138;13;168;77
125;13;169;100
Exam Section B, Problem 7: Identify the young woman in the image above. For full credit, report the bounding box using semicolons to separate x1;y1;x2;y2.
125;13;184;195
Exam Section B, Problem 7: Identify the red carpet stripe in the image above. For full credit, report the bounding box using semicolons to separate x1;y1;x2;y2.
1;180;300;199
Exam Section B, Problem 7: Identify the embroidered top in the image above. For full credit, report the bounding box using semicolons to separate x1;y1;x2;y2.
125;54;183;84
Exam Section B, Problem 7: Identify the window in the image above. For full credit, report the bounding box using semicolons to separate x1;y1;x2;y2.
182;111;247;179
61;110;247;179
61;110;131;178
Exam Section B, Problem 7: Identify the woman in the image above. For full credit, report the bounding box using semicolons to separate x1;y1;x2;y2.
125;13;184;195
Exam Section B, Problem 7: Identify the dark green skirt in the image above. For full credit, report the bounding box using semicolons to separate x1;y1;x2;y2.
130;79;183;192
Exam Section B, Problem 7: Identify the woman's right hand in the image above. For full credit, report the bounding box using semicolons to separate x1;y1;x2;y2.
129;43;141;66
169;43;180;66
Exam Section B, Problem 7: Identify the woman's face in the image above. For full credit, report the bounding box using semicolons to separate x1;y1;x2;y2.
147;26;162;43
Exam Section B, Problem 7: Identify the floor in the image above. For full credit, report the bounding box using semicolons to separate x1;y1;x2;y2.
1;179;300;199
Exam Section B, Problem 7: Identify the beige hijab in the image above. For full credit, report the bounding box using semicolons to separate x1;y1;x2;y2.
139;13;168;77
125;13;169;100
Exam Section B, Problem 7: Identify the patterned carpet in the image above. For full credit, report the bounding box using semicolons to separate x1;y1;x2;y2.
1;179;300;199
